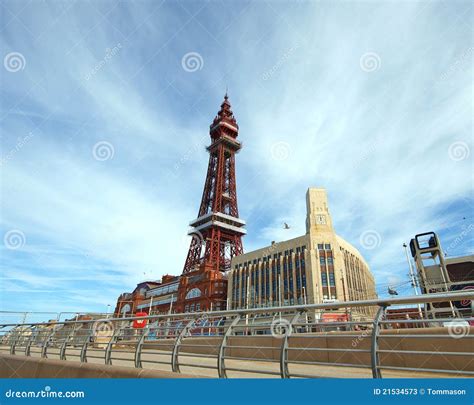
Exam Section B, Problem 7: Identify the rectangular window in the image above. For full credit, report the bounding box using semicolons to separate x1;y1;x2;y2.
321;272;328;286
190;304;195;312
325;244;331;250
329;272;336;287
327;257;334;265
296;247;300;253
320;257;326;265
185;305;189;312
317;244;324;250
196;303;201;311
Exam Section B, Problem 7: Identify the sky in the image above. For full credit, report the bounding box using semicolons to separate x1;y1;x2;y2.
0;0;472;320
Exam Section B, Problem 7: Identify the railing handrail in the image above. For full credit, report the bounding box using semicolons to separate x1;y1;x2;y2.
0;291;472;328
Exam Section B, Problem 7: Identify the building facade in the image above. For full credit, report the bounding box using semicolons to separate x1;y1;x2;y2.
227;188;377;319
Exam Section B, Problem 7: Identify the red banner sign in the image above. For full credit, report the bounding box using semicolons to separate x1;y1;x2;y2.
133;312;148;329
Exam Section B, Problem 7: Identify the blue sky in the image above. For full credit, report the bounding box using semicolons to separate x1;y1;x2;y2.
0;0;472;319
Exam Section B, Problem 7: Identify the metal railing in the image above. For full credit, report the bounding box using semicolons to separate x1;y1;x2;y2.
1;291;472;378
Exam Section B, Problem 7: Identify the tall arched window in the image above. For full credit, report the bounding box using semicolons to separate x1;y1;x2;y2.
185;288;202;300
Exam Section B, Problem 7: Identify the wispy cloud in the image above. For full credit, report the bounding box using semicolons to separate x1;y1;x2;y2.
1;0;472;314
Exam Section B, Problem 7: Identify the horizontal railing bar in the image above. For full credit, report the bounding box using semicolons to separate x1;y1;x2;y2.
378;350;473;356
178;353;217;359
224;345;276;350
1;291;471;327
140;360;171;365
288;373;333;378
287;360;371;369
380;335;474;338
179;344;220;348
224;367;281;375
381;318;474;324
177;363;217;370
140;350;172;355
224;356;279;363
378;365;474;375
287;347;371;353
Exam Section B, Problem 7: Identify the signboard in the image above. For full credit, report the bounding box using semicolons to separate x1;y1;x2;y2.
321;313;349;323
133;312;148;329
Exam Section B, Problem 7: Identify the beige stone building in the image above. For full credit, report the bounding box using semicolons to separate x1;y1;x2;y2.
228;188;377;319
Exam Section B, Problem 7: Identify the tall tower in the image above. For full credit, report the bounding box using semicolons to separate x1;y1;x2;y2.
183;94;246;274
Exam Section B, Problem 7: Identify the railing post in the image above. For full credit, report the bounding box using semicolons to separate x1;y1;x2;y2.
134;328;150;369
105;322;119;365
41;328;57;359
371;305;387;379
24;328;36;357
80;328;95;363
59;325;76;361
217;315;241;378
280;312;303;379
171;318;196;373
9;328;21;355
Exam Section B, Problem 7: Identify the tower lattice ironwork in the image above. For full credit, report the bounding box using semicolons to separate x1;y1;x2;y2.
182;94;246;274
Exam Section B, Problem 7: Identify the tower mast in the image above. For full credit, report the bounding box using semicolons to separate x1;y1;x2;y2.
182;94;246;274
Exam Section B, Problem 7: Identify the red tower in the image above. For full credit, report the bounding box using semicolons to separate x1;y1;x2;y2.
183;94;246;274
